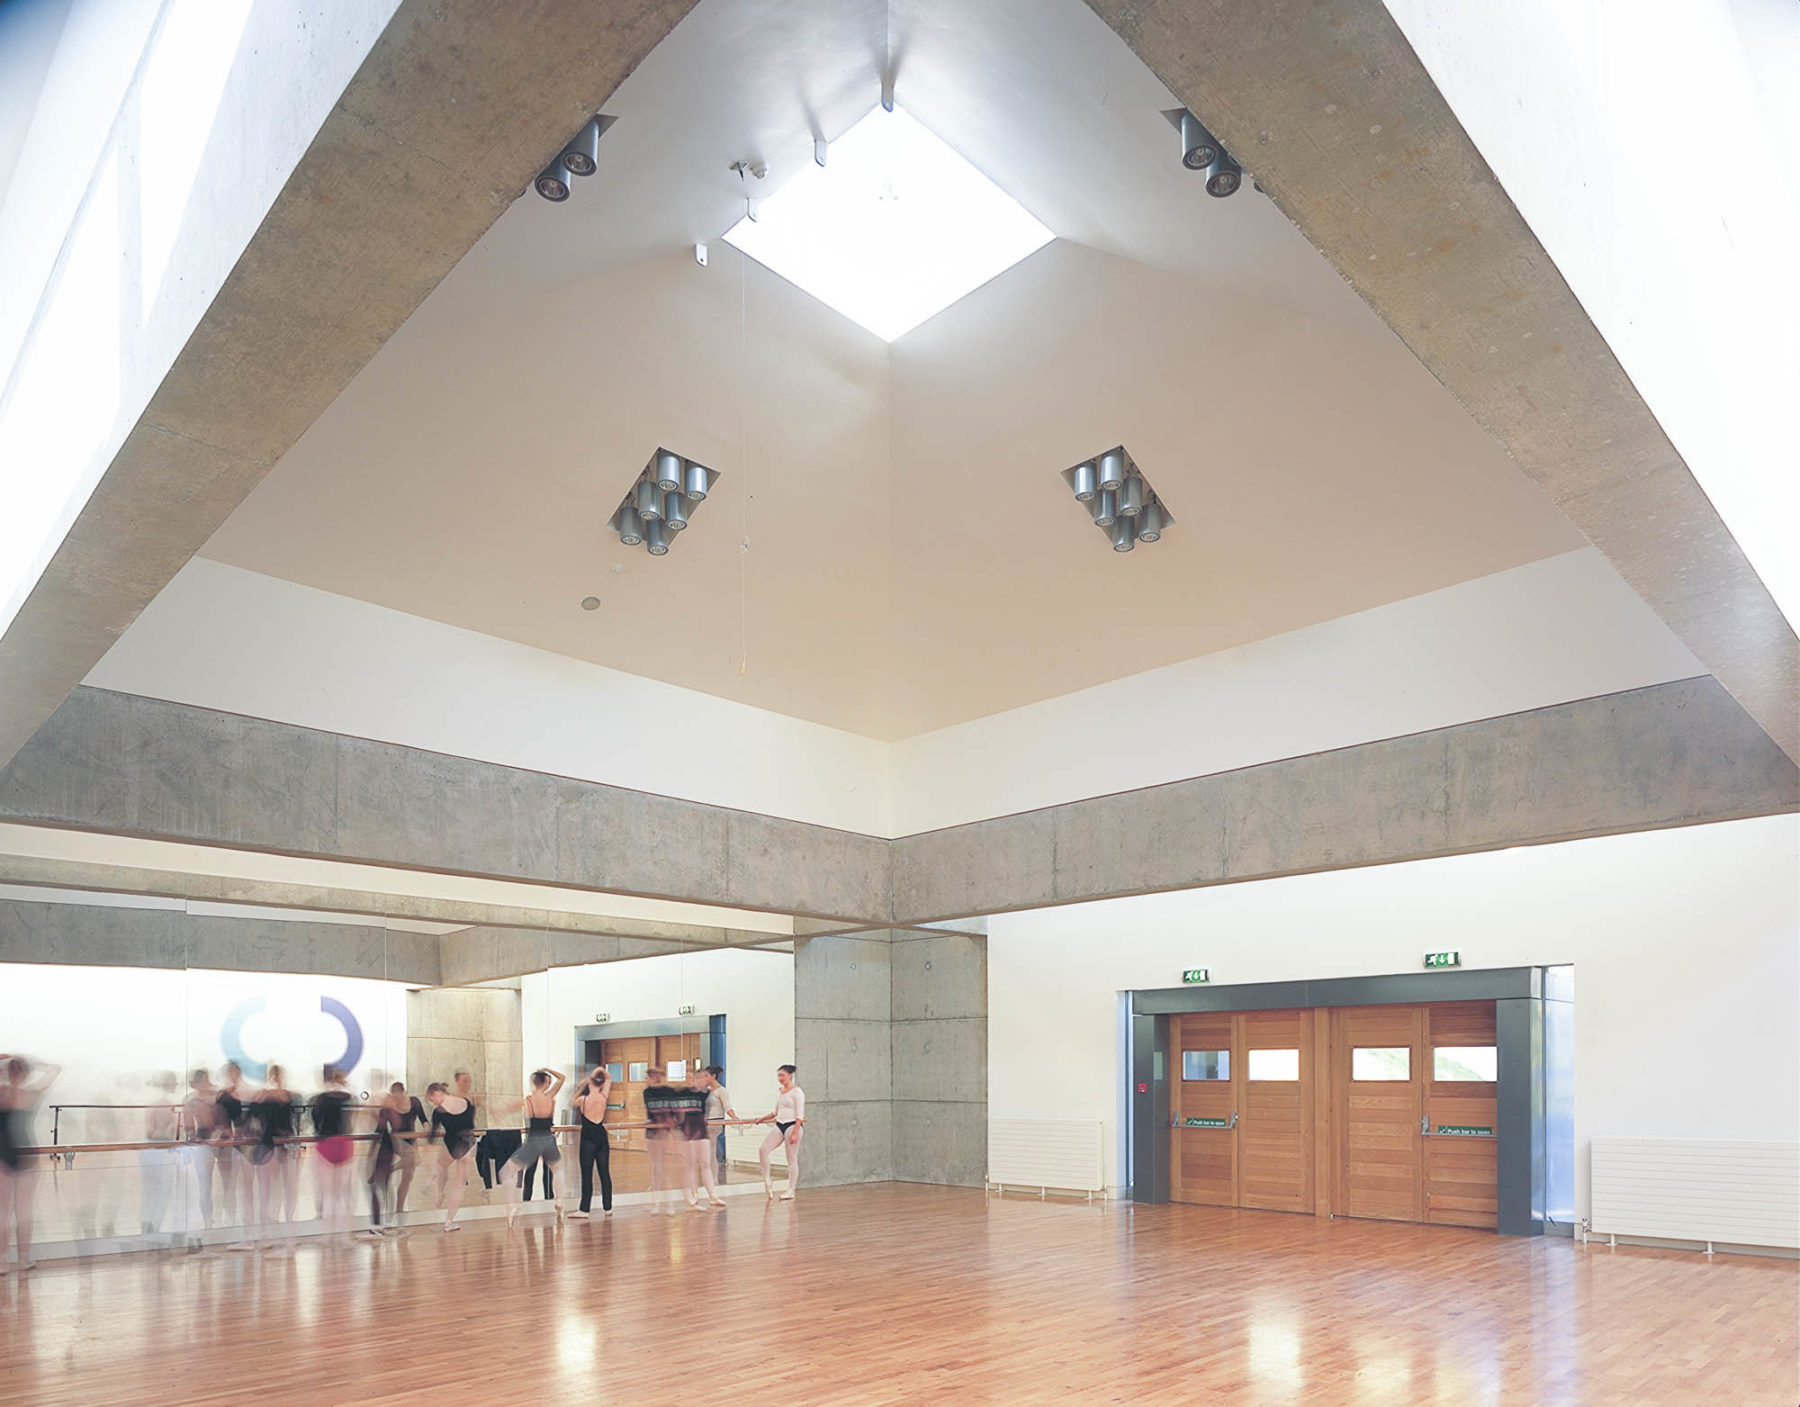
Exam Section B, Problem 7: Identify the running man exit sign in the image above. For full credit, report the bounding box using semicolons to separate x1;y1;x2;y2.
1181;968;1210;984
1424;951;1462;969
678;1004;697;1016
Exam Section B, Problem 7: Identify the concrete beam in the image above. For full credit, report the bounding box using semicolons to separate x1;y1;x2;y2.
890;676;1799;923
0;0;698;771
0;896;440;984
438;925;713;986
0;688;893;924
1087;0;1798;764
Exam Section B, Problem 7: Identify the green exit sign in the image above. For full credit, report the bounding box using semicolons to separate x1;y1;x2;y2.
594;1012;610;1023
678;1004;696;1016
1424;951;1461;969
1181;968;1210;984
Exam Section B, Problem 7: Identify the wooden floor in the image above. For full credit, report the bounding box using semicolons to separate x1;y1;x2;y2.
1;1185;1794;1405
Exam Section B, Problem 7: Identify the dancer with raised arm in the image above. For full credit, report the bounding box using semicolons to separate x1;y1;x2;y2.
498;1068;565;1228
756;1065;805;1201
426;1081;477;1232
0;1053;59;1273
569;1066;613;1220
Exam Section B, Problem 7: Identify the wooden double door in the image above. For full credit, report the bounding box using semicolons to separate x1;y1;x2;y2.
588;1033;702;1151
1170;1001;1499;1228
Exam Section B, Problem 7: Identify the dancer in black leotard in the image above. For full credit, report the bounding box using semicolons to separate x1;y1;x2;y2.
0;1053;59;1272
249;1065;298;1251
312;1067;356;1244
499;1069;565;1228
427;1082;477;1232
569;1067;613;1219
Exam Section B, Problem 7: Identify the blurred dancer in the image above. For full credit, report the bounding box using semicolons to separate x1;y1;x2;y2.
0;1053;59;1272
215;1061;249;1226
247;1064;299;1250
391;1079;427;1218
312;1067;356;1244
141;1071;180;1240
498;1068;564;1228
756;1065;806;1201
569;1066;612;1220
691;1066;731;1206
180;1069;221;1250
427;1081;477;1232
642;1065;675;1211
672;1074;716;1211
699;1065;737;1178
361;1082;404;1240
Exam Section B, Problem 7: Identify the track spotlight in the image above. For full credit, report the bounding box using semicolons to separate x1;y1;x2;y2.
1180;112;1219;172
608;447;723;558
616;505;644;547
1136;499;1164;543
635;479;662;521
683;461;714;501
1204;149;1243;198
655;451;684;493
1063;445;1174;553
535;161;572;202
1118;476;1143;518
643;518;669;556
662;492;688;531
561;117;604;177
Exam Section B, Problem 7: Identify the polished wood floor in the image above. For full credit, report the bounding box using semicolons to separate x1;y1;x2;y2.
2;1185;1794;1405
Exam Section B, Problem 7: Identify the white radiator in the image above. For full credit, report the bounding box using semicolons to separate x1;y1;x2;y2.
987;1119;1105;1197
1590;1138;1800;1249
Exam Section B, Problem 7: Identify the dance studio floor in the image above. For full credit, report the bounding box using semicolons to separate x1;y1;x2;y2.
1;1184;1794;1405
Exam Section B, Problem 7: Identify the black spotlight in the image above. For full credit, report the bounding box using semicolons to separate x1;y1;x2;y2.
535;159;572;202
1203;149;1243;198
1180;112;1219;171
561;116;603;177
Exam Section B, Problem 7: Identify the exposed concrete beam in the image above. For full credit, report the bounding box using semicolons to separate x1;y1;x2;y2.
791;916;989;941
438;925;700;986
0;897;440;985
0;0;699;771
889;677;1798;923
1086;0;1799;764
0;688;892;924
0;852;779;948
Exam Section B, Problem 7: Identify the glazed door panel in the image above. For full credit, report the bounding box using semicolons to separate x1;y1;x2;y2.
1336;1006;1424;1222
1170;1013;1238;1206
1424;1002;1499;1228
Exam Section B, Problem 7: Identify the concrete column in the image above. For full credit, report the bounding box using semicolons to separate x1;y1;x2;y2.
405;987;522;1124
794;934;894;1186
793;929;988;1190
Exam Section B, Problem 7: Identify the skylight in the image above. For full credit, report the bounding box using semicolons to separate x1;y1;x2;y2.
723;107;1054;343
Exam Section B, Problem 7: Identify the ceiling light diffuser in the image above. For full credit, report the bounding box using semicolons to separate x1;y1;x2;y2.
723;106;1054;342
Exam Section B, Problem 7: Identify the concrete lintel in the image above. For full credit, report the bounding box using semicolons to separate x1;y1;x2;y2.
0;688;893;924
0;896;440;985
0;0;700;772
1086;0;1798;763
889;676;1799;924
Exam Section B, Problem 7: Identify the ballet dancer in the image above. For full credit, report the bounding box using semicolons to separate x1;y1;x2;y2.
427;1081;477;1232
569;1066;612;1219
756;1064;806;1201
391;1079;426;1218
0;1053;59;1273
699;1065;738;1177
214;1061;248;1226
312;1067;356;1244
684;1068;726;1208
246;1064;299;1251
140;1071;180;1241
498;1069;565;1227
179;1069;221;1251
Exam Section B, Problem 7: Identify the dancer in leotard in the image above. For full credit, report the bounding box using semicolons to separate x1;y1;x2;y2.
392;1081;426;1216
180;1069;221;1251
498;1069;565;1227
214;1061;248;1228
141;1071;180;1241
249;1065;299;1251
756;1065;806;1201
312;1067;356;1244
699;1065;737;1183
427;1082;477;1232
0;1053;59;1272
361;1081;406;1240
569;1067;613;1219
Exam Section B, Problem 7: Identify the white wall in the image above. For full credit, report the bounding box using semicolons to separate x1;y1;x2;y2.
889;549;1700;834
988;814;1800;1221
91;549;1698;838
519;948;795;1116
0;0;400;639
1383;0;1800;629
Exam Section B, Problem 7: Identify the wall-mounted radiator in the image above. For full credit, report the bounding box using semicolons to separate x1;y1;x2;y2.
987;1119;1105;1199
1590;1138;1799;1250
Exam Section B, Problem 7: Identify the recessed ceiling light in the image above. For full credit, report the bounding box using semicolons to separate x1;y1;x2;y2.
580;596;601;611
722;106;1054;342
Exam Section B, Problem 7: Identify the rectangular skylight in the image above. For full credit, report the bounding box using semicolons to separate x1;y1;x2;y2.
723;106;1054;342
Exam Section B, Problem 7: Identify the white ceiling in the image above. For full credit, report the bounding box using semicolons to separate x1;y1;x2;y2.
197;0;1586;740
